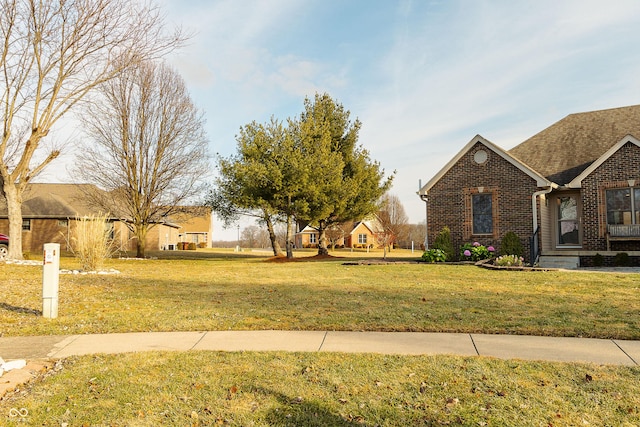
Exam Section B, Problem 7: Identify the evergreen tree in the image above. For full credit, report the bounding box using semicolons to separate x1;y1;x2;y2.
294;93;394;255
211;118;293;257
432;226;454;261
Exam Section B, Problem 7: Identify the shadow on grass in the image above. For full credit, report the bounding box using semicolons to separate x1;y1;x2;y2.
0;302;41;316
137;249;422;263
258;388;362;426
133;250;270;260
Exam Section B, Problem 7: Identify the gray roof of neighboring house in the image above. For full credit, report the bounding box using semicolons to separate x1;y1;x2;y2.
0;183;185;229
0;183;106;218
508;105;640;185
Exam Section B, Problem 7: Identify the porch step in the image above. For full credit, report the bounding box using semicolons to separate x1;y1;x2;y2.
538;256;580;270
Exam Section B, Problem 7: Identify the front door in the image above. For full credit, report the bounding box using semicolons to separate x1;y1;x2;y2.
555;194;581;247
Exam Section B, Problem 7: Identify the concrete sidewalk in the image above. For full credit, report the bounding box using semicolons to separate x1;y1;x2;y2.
1;331;639;366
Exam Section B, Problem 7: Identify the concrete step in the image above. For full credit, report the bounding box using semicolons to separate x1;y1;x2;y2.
538;255;580;269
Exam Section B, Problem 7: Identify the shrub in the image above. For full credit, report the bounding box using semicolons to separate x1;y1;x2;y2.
68;214;117;271
188;242;197;250
495;254;524;267
421;248;447;263
500;231;523;257
460;241;494;261
432;226;454;261
614;252;630;267
593;253;604;267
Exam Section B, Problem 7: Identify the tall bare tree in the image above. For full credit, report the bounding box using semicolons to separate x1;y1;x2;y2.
0;0;183;259
74;60;208;258
377;192;409;257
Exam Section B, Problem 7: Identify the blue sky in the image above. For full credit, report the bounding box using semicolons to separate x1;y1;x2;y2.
127;1;640;239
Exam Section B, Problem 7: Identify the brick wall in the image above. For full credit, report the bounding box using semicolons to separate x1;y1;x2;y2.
427;142;539;260
581;142;640;252
1;218;179;254
0;218;70;254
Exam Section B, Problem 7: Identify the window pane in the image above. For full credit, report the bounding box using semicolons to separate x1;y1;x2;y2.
557;196;579;244
559;221;579;244
606;189;631;224
472;194;492;234
558;197;577;220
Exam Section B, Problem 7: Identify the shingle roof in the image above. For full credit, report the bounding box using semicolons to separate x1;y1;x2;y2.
0;183;104;218
508;105;640;185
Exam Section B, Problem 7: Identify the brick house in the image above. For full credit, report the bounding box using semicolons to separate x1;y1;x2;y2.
418;105;640;267
0;183;212;254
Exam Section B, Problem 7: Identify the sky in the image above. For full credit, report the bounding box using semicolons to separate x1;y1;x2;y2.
46;0;640;241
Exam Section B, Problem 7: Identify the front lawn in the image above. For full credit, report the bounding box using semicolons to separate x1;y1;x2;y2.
1;254;639;339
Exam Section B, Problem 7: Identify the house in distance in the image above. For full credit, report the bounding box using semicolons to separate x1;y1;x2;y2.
0;183;212;255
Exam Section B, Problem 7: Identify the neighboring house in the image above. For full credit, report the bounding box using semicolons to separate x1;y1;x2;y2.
0;183;207;254
345;219;385;249
295;224;320;248
418;105;640;268
294;217;386;249
171;207;214;248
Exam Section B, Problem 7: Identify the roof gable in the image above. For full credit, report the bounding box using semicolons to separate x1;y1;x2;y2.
298;225;319;233
350;221;375;235
508;105;640;185
418;135;551;195
567;135;640;188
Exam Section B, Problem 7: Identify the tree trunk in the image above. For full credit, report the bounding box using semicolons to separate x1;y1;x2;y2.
2;182;24;260
265;216;284;257
285;214;294;259
135;224;148;258
317;220;329;256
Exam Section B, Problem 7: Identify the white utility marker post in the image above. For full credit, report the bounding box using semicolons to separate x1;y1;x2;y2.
42;243;60;319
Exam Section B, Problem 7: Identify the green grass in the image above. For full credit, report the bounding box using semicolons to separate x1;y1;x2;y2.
1;252;639;339
1;351;639;426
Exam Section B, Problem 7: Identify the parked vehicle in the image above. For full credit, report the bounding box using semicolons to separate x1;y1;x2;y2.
0;233;8;260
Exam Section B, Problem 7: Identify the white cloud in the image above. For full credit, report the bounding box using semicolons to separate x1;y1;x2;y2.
352;0;640;224
156;0;640;237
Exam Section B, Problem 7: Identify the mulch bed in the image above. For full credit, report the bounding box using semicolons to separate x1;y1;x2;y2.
265;254;343;262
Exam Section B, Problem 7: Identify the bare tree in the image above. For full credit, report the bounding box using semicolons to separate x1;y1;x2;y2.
0;0;183;259
402;222;426;250
326;222;350;249
255;227;272;249
377;193;409;257
241;225;261;248
74;60;208;258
